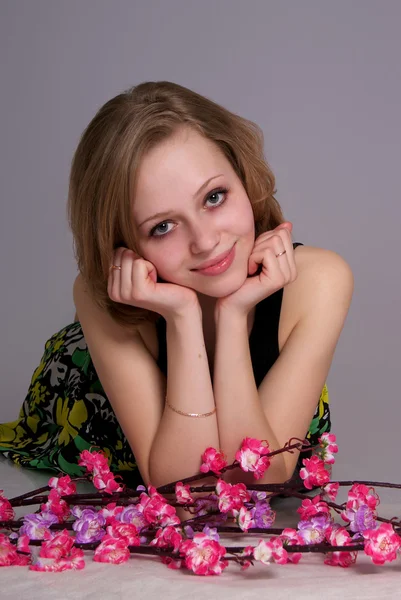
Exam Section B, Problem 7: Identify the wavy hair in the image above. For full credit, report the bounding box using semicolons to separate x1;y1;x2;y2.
67;81;284;328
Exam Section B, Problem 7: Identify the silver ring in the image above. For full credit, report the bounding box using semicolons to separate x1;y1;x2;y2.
275;250;287;258
110;265;122;271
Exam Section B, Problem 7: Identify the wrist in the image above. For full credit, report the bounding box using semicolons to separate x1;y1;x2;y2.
214;301;249;331
214;299;249;325
164;301;202;327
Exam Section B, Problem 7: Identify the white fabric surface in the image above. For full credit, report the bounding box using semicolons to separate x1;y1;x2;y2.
1;455;401;600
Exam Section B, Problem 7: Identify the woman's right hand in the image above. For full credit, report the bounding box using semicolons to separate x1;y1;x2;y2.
108;248;199;319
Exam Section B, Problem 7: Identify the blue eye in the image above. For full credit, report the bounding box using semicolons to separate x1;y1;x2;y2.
205;188;228;207
149;187;228;238
150;221;174;237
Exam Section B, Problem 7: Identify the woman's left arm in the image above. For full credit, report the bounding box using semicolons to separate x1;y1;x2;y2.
213;246;354;484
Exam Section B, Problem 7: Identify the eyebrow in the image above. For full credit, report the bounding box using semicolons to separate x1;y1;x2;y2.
137;174;224;228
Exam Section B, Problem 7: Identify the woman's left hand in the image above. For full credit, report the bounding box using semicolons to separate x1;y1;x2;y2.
216;222;297;317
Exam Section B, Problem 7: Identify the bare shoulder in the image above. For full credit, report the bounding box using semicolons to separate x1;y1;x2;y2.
281;245;354;339
293;245;353;290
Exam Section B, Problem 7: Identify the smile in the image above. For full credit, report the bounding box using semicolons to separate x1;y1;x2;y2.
192;244;236;276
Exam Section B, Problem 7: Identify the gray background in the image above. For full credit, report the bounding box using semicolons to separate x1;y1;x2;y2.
1;0;400;483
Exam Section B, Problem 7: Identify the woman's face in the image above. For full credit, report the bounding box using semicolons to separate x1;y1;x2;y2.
132;126;255;298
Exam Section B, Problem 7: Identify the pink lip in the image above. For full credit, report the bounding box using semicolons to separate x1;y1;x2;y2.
192;244;236;276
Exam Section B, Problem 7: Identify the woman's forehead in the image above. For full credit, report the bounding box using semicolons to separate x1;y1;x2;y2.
132;129;230;211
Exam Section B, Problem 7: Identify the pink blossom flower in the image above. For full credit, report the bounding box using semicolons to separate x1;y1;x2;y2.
139;488;180;527
200;448;228;476
0;491;15;522
17;534;31;554
324;524;357;568
39;530;75;560
0;533;23;567
93;471;124;494
161;555;183;569
98;502;124;525
175;482;194;505
235;437;271;479
30;547;85;571
78;449;110;474
322;482;340;502
280;528;304;564
180;533;228;576
215;480;250;514
237;545;254;570
299;456;330;490
48;475;77;496
363;523;401;565
268;537;289;564
40;489;71;523
93;534;130;564
78;449;124;494
318;433;338;464
150;526;183;552
253;538;288;565
346;484;380;512
232;506;255;532
253;539;273;564
297;495;330;520
106;520;140;546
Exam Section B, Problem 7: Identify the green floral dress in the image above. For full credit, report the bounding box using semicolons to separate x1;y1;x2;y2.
0;322;331;486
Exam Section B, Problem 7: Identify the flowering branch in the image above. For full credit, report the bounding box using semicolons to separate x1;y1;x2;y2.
1;433;400;573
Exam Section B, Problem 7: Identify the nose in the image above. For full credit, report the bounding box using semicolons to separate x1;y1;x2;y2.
189;219;220;255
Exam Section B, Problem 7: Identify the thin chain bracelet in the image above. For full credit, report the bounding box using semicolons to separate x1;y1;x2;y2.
165;399;217;418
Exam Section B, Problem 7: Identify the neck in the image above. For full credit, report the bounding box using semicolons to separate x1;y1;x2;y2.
197;292;218;321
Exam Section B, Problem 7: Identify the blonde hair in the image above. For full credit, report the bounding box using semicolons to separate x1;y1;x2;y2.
67;81;284;328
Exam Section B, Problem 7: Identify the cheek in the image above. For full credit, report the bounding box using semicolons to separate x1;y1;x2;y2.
140;240;184;280
226;196;255;238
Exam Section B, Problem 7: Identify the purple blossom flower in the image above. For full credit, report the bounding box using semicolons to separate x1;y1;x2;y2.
193;494;219;516
118;505;147;531
184;525;195;539
250;500;275;529
298;514;333;545
19;512;59;540
202;525;220;541
72;508;106;543
249;490;267;502
345;505;377;533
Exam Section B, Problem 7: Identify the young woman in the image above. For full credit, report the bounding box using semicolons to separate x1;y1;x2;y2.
0;81;353;491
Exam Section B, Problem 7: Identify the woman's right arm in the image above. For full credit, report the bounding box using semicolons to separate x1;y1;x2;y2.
73;275;219;488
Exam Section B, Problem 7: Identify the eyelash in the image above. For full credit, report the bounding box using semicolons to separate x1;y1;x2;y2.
149;187;229;238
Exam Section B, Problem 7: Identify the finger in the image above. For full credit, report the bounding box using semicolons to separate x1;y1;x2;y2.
120;249;136;300
270;233;294;282
277;229;297;280
108;247;125;301
250;243;292;284
148;264;157;283
258;248;286;283
276;221;293;233
252;222;293;250
249;233;286;274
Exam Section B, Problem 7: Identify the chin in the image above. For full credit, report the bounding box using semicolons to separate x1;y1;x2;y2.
194;269;248;298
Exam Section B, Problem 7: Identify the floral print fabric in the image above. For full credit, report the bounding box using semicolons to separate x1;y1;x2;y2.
0;322;331;485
